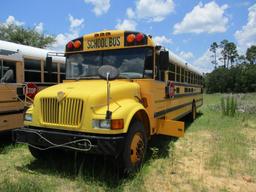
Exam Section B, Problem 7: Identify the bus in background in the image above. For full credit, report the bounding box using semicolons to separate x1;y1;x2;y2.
0;40;65;132
14;30;203;173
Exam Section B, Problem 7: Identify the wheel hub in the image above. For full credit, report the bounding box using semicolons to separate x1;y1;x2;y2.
130;133;144;164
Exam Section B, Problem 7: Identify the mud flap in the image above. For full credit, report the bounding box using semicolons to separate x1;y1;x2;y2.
156;119;184;137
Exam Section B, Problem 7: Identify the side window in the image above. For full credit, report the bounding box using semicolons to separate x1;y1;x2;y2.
168;63;175;81
44;62;58;83
60;63;65;82
185;70;188;83
24;59;41;83
0;60;3;80
1;61;16;83
181;67;184;82
176;66;180;82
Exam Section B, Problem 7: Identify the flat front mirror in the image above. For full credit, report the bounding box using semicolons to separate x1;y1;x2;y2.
159;51;169;70
46;56;53;81
98;65;119;80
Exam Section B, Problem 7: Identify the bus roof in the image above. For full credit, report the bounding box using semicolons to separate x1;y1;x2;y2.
0;40;65;63
167;49;202;75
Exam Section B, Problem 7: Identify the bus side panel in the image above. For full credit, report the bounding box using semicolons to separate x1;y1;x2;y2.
0;84;18;102
0;113;23;132
0;101;24;113
134;79;166;135
0;84;25;131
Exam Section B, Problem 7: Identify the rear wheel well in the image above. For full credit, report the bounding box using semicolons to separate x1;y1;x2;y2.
130;110;150;139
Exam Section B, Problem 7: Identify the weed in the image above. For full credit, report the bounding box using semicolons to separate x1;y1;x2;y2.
0;176;55;192
221;95;237;117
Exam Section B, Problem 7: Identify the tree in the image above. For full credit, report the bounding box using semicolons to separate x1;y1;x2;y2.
218;40;238;68
219;40;228;68
225;42;238;67
210;42;218;69
0;24;55;48
246;45;256;64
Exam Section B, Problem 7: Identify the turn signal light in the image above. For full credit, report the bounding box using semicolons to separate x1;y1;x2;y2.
111;119;124;130
127;34;136;43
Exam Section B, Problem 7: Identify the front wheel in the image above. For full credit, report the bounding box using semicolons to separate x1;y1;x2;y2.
28;145;50;160
122;121;147;174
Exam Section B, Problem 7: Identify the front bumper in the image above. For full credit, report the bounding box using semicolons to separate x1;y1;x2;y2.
13;126;125;156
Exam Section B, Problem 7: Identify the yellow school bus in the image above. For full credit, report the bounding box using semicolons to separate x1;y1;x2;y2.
14;30;203;173
0;40;65;132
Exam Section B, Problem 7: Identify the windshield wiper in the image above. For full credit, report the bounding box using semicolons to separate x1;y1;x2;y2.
76;76;100;80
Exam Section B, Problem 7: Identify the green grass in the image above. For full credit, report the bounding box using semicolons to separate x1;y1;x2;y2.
0;93;256;191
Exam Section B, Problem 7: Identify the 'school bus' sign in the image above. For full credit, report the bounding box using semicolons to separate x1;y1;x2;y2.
85;36;121;50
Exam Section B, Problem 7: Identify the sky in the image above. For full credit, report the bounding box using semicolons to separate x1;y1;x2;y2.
0;0;256;73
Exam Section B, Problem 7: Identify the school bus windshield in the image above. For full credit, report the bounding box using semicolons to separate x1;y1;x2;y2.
66;47;153;79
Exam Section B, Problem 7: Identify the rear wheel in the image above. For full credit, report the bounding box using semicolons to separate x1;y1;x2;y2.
190;102;197;121
123;121;147;174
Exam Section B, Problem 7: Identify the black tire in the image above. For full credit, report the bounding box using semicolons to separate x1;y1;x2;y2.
190;102;197;121
28;145;49;160
122;120;147;174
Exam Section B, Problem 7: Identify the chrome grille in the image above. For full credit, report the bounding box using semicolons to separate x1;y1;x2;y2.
41;98;84;126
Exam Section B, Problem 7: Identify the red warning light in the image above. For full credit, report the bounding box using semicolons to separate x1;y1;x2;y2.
67;41;73;49
136;33;144;42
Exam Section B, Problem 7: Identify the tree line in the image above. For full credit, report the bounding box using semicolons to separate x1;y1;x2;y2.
0;23;55;48
204;40;256;93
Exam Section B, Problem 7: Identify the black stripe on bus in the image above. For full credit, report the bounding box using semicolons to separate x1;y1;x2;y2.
155;92;202;103
173;99;203;120
174;92;201;98
154;98;203;118
0;109;24;116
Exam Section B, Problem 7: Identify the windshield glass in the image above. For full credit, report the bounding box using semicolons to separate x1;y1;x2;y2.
66;48;153;79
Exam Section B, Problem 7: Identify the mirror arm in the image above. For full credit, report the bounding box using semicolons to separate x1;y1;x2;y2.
106;72;112;120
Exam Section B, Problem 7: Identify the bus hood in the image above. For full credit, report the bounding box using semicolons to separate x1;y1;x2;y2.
35;80;140;103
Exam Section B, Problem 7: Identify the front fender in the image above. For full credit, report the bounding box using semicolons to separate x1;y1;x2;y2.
111;99;147;133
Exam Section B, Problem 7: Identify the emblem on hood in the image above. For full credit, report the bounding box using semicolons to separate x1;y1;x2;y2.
57;91;66;102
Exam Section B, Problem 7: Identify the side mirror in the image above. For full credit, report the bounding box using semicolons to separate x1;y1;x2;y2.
159;51;169;70
46;56;53;81
98;65;119;120
98;65;119;80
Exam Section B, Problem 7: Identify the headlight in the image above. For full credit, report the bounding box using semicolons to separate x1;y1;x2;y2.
92;119;124;130
92;119;111;129
24;113;32;121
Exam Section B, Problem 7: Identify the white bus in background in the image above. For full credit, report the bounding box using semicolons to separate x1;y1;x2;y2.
0;40;65;132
